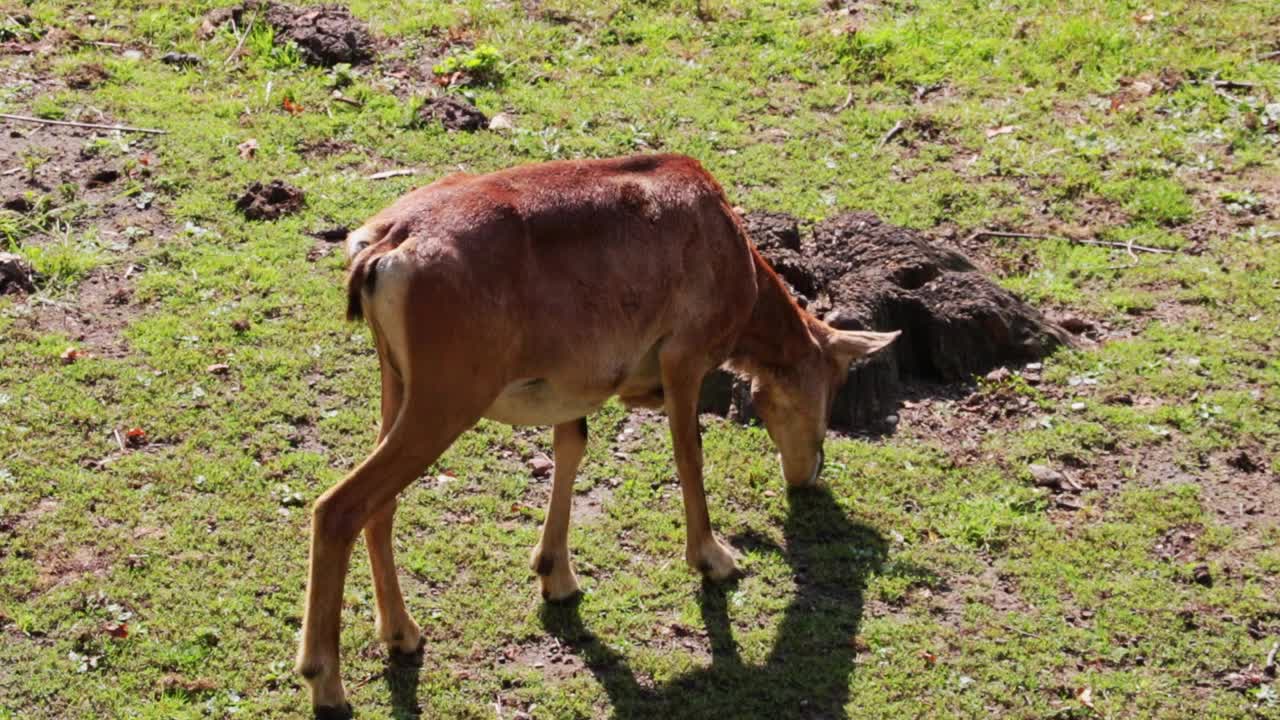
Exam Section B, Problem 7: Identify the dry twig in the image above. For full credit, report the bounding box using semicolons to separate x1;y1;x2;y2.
877;120;905;149
965;229;1178;255
0;113;166;135
364;168;418;180
223;14;255;67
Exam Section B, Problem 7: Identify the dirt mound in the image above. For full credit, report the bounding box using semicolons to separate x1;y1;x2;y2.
701;212;1074;431
235;180;304;220
415;96;489;132
202;2;373;66
0;252;37;295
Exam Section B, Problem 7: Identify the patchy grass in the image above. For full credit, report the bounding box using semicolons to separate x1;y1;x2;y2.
1;1;1278;719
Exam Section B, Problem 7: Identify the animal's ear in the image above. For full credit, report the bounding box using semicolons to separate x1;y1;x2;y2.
829;330;901;365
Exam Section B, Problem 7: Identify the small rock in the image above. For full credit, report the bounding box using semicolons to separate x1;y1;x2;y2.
985;367;1011;382
1028;463;1066;488
488;112;516;132
1070;402;1086;411
528;453;554;479
122;49;144;61
1058;316;1096;335
1192;564;1212;587
1054;495;1083;511
160;52;202;67
1025;362;1043;371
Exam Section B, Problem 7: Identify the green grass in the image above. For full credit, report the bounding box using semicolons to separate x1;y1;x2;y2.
1;1;1278;718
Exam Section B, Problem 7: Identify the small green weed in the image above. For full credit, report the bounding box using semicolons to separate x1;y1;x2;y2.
432;43;504;84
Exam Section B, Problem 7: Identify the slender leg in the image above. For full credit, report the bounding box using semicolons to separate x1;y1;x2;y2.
660;348;739;580
530;418;588;602
295;398;481;717
364;361;422;656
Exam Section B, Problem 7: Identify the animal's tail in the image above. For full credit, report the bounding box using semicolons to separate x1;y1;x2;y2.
344;222;403;322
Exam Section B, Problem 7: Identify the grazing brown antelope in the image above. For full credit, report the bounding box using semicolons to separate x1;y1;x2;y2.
296;154;899;717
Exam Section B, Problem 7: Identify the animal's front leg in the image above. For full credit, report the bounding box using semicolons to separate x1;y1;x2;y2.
531;418;588;602
660;350;739;581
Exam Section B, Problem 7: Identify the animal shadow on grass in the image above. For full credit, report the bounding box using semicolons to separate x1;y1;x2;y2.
541;486;887;720
382;651;424;719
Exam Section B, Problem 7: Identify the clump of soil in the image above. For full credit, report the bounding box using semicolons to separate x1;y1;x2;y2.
66;62;110;89
415;96;488;132
235;180;304;220
201;2;373;66
701;211;1074;431
0;252;37;295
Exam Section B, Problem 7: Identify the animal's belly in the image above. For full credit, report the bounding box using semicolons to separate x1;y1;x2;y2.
482;379;608;426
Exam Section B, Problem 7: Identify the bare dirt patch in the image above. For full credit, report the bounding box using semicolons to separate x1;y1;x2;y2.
23;266;141;358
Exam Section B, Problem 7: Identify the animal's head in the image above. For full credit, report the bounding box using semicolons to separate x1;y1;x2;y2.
750;325;899;486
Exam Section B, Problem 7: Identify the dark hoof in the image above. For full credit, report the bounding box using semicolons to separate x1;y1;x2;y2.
314;702;353;720
387;635;426;668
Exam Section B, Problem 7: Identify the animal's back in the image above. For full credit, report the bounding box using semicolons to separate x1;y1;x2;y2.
346;154;759;399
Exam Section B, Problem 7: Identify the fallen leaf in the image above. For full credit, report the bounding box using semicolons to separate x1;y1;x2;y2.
103;622;128;639
918;650;937;665
282;97;304;115
61;347;83;364
237;138;258;159
206;363;230;375
125;427;147;447
1134;11;1155;23
1076;685;1095;709
985;125;1017;139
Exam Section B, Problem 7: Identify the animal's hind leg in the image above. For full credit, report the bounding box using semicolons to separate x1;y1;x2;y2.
295;377;490;716
364;357;422;658
530;418;588;602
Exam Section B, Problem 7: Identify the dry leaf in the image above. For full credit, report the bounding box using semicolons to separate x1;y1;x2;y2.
237;139;258;159
61;347;83;364
125;427;147;447
919;650;937;665
206;363;230;375
282;97;304;115
985;125;1017;139
1076;685;1095;709
1135;12;1155;23
103;622;129;639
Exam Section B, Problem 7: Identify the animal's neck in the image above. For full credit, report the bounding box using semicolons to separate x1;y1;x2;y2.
730;249;819;372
